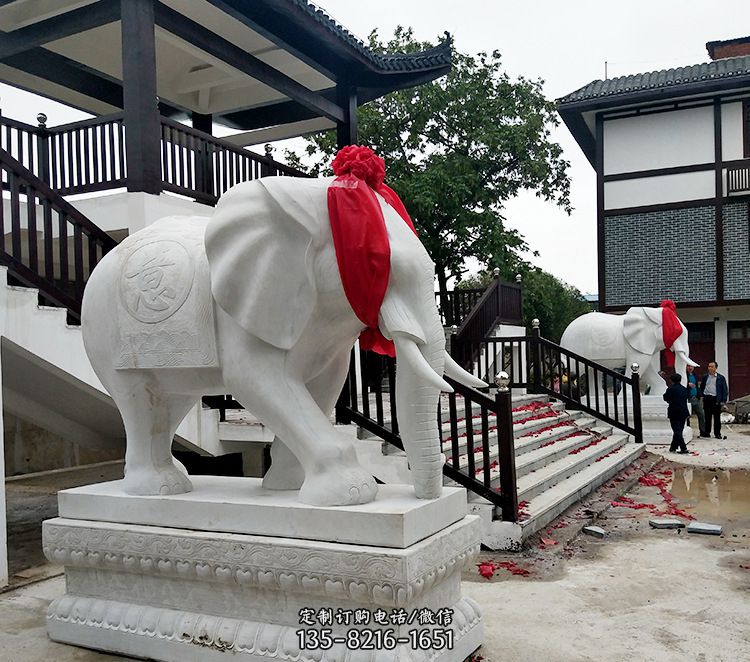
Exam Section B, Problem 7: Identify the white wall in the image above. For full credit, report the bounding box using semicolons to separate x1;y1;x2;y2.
721;102;745;162
604;171;714;210
603;106;714;175
72;191;214;234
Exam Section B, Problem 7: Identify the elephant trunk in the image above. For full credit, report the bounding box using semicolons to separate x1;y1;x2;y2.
394;328;446;500
674;350;698;385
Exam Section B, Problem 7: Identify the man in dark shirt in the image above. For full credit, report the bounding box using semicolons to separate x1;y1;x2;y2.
663;373;690;454
699;361;729;439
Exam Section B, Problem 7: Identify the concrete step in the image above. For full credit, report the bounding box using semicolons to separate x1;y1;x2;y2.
515;432;630;502
514;416;597;455
519;441;645;537
515;425;614;478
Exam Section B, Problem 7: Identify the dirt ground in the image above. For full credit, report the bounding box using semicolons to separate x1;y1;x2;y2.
2;430;749;661
464;431;750;662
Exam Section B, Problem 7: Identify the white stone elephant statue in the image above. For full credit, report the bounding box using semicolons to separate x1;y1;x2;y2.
559;301;698;396
81;174;484;506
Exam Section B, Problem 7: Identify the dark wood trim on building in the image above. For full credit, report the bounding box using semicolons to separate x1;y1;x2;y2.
0;0;120;60
601;99;715;121
595;112;605;311
154;2;345;124
605;298;750;312
714;98;724;302
121;0;162;195
603;162;715;182
603;197;717;217
744;99;750;159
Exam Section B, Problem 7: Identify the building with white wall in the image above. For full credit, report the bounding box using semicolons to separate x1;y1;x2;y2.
559;36;750;397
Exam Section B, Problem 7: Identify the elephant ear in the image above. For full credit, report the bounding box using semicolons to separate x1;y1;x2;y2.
205;177;327;350
623;306;663;354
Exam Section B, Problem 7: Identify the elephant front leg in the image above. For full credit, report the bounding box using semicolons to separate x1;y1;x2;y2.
262;351;352;491
222;342;376;506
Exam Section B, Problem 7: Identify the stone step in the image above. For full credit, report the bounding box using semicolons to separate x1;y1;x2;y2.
515;425;614;478
444;416;602;472
514;416;597;455
515;432;630;502
518;441;645;537
442;410;585;463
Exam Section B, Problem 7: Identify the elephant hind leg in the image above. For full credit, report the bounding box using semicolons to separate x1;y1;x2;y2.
116;383;196;496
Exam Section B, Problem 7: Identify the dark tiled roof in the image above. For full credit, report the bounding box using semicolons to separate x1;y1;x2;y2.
290;0;452;72
559;55;750;105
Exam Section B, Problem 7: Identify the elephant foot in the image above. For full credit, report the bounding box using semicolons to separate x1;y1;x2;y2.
262;463;304;490
122;464;193;496
298;465;378;506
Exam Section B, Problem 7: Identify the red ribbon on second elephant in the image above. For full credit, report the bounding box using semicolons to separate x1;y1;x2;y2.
327;146;417;357
660;299;682;368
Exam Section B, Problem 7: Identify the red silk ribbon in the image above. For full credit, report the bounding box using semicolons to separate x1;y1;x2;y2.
660;299;681;368
326;147;417;357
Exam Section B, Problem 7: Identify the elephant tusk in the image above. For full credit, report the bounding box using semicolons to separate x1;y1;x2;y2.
394;337;453;393
443;351;488;388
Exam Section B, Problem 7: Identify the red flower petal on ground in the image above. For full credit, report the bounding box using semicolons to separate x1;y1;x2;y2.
477;561;496;579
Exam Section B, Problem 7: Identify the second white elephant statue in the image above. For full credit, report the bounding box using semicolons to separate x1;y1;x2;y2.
560;301;698;396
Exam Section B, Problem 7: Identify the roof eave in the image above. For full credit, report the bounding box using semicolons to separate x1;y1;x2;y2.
558;73;750;166
558;72;750;113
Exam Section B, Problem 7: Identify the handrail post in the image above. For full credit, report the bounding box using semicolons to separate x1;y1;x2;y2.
261;143;274;177
335;348;355;425
36;113;50;184
495;372;518;522
529;318;542;394
631;362;643;443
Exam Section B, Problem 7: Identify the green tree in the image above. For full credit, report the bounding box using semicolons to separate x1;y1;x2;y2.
458;266;591;343
286;27;571;299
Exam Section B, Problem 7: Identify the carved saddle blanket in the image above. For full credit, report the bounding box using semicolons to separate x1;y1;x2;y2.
114;216;219;369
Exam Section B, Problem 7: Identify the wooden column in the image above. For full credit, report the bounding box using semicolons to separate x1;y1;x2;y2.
191;112;213;135
121;0;162;194
336;85;358;148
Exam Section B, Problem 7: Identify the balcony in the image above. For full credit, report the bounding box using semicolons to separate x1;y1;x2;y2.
0;113;307;206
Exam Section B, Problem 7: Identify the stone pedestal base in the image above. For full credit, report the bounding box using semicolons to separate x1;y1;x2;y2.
43;480;482;661
640;394;693;446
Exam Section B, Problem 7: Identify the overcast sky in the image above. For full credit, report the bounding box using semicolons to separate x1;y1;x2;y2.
1;1;749;294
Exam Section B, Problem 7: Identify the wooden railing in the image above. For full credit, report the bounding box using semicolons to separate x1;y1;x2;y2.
0;113;306;204
435;288;484;327
0;148;118;321
335;347;519;522
450;278;523;370
0;113;127;196
160;118;307;205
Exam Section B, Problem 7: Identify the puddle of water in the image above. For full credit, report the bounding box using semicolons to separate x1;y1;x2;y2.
669;467;750;523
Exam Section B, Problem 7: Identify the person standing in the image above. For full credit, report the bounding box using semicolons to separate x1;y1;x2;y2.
685;364;705;434
700;361;728;439
663;373;690;453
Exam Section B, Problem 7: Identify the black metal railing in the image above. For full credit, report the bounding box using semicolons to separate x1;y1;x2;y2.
335;347;519;522
457;328;644;443
0;148;118;321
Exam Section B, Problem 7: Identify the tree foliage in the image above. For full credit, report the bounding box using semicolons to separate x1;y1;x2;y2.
458;266;592;343
286;28;571;295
